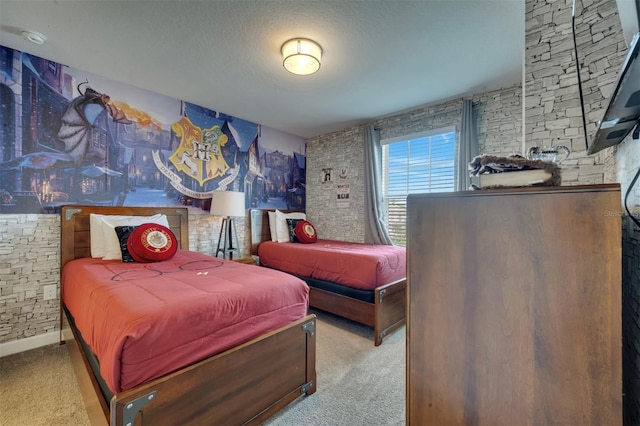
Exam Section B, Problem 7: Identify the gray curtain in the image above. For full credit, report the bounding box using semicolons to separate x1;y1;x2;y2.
364;125;394;245
456;99;480;191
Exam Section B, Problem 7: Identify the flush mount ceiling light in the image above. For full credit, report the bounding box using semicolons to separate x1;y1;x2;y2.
281;38;322;76
21;30;47;45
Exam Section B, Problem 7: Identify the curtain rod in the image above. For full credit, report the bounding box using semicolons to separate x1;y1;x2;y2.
373;103;467;131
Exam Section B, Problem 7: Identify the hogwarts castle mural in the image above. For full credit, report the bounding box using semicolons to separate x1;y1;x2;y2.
0;46;306;214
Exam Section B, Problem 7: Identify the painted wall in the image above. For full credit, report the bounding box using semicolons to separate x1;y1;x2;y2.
0;46;306;215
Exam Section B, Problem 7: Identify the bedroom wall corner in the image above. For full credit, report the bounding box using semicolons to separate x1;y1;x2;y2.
305;84;522;242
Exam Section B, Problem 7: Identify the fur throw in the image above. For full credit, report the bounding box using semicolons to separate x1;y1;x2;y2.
468;154;562;189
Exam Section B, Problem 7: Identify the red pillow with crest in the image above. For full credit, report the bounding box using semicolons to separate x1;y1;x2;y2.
127;223;178;262
294;220;317;244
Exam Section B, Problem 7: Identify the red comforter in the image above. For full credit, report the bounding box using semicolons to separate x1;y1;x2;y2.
258;239;406;290
62;250;309;393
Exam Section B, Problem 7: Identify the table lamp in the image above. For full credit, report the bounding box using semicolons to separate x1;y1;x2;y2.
210;190;246;259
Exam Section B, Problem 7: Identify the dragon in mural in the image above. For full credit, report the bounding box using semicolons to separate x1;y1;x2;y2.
57;81;132;164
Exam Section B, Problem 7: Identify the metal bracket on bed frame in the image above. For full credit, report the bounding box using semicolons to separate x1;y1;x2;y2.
379;289;387;303
64;208;83;221
301;381;314;395
112;391;157;426
302;320;315;337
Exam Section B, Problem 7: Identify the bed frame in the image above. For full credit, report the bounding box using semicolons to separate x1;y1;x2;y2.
59;205;316;426
250;209;406;346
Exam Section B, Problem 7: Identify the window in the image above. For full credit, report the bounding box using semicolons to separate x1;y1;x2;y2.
382;126;456;246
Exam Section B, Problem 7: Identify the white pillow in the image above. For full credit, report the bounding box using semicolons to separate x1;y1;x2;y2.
274;209;306;243
90;214;110;258
268;211;277;242
94;214;170;260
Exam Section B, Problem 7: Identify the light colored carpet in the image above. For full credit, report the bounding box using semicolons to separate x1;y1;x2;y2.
0;310;405;425
0;339;90;426
265;310;406;426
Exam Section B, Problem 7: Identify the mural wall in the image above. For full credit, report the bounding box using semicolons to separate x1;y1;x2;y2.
0;46;306;214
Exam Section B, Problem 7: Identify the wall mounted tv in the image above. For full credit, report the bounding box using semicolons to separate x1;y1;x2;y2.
587;31;640;154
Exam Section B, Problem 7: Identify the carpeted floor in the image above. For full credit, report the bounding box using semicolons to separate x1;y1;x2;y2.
0;310;405;426
0;338;90;426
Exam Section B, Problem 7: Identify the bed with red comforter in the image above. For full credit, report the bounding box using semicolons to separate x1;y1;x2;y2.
60;205;316;426
258;239;405;290
251;209;406;346
63;250;309;394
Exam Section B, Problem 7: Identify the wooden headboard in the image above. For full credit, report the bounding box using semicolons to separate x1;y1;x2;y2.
60;205;189;269
249;209;303;255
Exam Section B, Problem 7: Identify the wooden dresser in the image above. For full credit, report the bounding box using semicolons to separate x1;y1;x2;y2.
406;184;622;425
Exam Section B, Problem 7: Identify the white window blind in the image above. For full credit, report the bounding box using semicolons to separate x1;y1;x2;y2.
381;127;456;246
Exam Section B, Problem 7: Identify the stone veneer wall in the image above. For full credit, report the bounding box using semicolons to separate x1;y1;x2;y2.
305;126;367;242
306;84;522;242
0;212;247;345
525;0;626;185
0;214;60;341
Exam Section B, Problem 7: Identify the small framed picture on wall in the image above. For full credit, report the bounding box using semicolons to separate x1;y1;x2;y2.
322;168;333;184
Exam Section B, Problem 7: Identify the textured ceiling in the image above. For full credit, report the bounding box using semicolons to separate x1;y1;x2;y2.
0;0;525;138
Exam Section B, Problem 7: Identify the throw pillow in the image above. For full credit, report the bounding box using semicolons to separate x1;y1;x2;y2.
100;214;170;260
286;218;303;242
295;220;317;244
114;226;138;262
275;209;306;243
127;223;178;263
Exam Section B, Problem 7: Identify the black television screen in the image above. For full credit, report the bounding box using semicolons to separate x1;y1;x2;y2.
587;31;640;154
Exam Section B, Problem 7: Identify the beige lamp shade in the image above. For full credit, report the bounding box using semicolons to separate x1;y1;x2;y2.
210;191;245;217
281;38;322;75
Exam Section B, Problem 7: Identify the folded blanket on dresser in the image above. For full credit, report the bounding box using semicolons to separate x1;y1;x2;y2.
468;154;562;189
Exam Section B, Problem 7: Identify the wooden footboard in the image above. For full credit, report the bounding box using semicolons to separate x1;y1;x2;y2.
374;278;406;345
309;278;406;346
62;310;316;426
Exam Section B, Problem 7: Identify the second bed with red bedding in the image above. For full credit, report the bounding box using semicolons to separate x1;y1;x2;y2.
258;239;406;290
254;225;406;345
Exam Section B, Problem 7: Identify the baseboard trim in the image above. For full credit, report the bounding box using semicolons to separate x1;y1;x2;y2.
0;331;60;357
